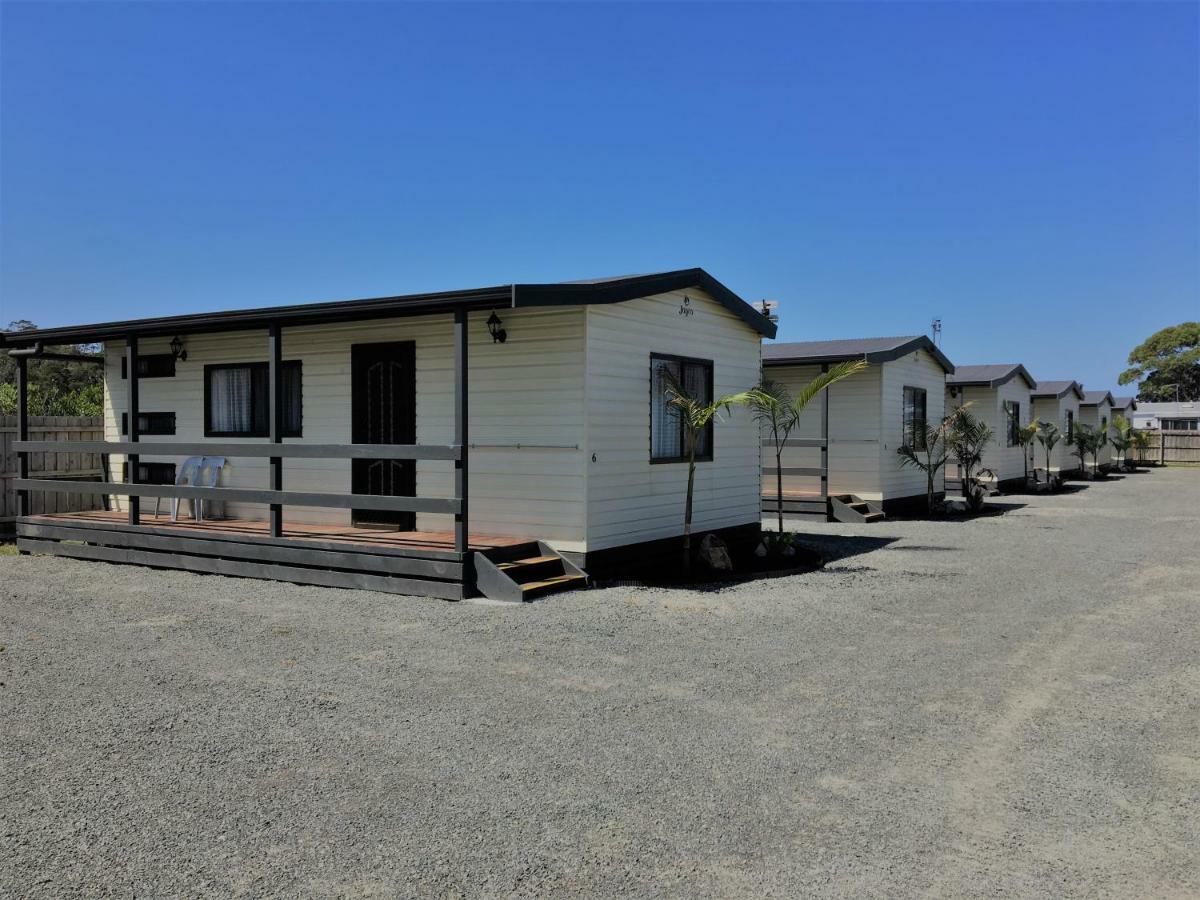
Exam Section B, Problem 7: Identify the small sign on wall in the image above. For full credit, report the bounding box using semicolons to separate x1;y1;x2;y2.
678;295;695;318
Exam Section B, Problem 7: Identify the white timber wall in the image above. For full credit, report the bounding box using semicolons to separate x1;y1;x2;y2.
584;288;762;552
879;349;948;500
102;307;589;551
947;379;1033;484
1078;402;1115;468
762;363;883;500
1031;395;1081;474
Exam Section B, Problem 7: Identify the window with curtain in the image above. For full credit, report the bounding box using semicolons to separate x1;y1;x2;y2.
205;361;302;437
903;386;927;450
1005;400;1020;447
650;354;713;462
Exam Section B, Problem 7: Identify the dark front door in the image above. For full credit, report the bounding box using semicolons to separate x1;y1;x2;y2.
351;341;417;529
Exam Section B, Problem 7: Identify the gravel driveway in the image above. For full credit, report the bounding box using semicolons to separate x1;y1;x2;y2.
2;468;1198;897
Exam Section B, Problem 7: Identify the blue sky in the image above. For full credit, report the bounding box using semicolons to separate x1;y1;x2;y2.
1;1;1196;393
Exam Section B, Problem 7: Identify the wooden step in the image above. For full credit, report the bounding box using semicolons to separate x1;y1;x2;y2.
498;555;559;570
862;512;885;522
520;573;587;599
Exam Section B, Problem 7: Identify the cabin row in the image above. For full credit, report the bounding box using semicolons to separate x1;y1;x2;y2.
0;268;1135;601
762;340;1137;519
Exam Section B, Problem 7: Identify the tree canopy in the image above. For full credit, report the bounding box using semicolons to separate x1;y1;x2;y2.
1118;322;1200;402
0;320;104;416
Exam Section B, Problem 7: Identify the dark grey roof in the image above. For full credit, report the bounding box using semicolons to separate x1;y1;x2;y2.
1111;396;1137;412
946;363;1036;389
0;268;776;346
1031;380;1085;400
763;335;954;373
1080;390;1115;407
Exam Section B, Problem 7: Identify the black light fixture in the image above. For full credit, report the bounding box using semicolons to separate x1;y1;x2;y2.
486;311;507;344
169;335;188;362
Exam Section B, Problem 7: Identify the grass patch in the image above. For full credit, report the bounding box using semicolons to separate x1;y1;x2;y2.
0;542;18;557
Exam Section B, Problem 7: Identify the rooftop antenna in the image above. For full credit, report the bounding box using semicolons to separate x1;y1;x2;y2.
931;317;942;346
759;299;779;325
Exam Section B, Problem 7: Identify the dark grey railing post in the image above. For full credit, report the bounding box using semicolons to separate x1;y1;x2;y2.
453;307;469;553
820;362;830;506
126;336;140;525
15;355;29;518
268;322;283;537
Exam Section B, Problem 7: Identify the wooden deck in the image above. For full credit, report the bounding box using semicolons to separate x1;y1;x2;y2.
16;511;529;600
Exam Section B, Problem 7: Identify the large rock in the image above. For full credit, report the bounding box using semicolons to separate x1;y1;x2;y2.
699;533;734;572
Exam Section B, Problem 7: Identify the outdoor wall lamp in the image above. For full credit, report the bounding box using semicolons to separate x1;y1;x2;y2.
486;311;507;344
169;335;188;362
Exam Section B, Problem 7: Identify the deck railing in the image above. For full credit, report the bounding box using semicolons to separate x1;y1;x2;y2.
13;441;462;520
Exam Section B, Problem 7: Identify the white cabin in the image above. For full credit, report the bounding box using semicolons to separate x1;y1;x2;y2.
945;364;1038;488
4;269;775;600
1030;380;1085;476
761;336;954;516
1078;390;1115;471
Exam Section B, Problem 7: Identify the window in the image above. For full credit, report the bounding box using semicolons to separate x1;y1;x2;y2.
205;361;302;437
650;354;713;462
121;354;176;379
1163;418;1200;431
122;461;177;484
1005;400;1021;447
121;411;176;435
1066;410;1075;444
1101;415;1108;432
902;386;927;450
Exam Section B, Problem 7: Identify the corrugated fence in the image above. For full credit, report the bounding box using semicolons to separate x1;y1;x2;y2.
1;415;106;526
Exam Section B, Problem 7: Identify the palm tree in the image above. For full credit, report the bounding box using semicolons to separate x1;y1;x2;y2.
748;360;867;533
1035;422;1062;486
1017;417;1041;485
1109;414;1133;470
1128;425;1151;467
1075;423;1108;477
896;408;959;513
948;408;996;511
663;372;753;570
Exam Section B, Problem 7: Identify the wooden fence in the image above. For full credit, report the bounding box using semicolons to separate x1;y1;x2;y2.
1130;429;1200;466
1;416;106;526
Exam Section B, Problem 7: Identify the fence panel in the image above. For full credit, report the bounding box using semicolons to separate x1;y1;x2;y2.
0;415;105;525
1130;429;1200;465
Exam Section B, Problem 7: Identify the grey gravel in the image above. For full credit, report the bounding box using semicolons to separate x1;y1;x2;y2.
2;469;1198;898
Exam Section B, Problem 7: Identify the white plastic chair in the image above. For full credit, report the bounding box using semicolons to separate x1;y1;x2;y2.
193;457;227;522
157;456;204;521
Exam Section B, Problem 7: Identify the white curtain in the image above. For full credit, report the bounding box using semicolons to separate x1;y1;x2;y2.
652;358;682;459
683;362;710;456
210;367;252;433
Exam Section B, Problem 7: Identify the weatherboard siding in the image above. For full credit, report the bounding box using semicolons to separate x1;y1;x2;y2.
584;288;762;551
762;364;883;500
1078;401;1115;468
1031;395;1081;474
879;348;947;500
948;378;1033;484
102;307;589;550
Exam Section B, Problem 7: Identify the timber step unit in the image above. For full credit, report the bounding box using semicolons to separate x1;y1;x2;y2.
474;541;588;603
830;494;885;524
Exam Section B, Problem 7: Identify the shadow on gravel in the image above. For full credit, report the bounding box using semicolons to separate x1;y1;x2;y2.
793;534;898;564
886;502;1027;523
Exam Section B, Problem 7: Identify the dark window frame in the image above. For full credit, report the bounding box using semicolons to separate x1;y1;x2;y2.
121;411;176;436
203;360;303;438
1066;409;1075;444
902;385;928;451
649;353;715;464
1005;400;1021;447
122;461;177;484
121;354;176;379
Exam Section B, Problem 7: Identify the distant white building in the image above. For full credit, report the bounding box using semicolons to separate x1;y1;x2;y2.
1131;401;1200;431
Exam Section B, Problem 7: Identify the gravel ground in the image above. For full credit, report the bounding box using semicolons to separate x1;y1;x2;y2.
2;468;1198;898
